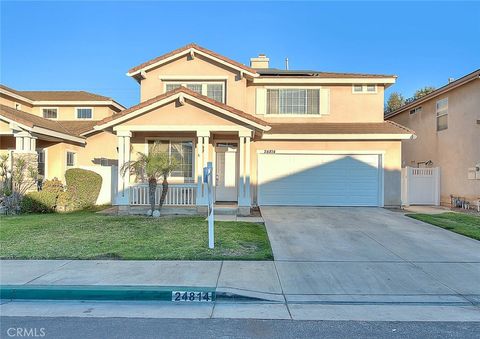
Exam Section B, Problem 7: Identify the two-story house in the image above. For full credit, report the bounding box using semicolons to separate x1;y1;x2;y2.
386;69;480;206
1;44;415;213
0;85;124;188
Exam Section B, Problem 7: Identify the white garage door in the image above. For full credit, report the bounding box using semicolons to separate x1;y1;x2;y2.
258;153;382;206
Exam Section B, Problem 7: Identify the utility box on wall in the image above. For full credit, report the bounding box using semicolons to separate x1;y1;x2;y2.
467;164;480;180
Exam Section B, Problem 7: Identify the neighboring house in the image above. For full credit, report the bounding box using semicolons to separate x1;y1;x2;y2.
385;69;480;206
0;85;124;185
0;44;415;213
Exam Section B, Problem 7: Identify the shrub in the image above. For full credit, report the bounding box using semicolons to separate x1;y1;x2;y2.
42;178;64;195
65;168;102;210
20;191;57;213
56;190;74;212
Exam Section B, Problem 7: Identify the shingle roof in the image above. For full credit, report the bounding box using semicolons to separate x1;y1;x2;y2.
19;91;112;101
385;69;480;119
127;43;258;75
0;104;91;138
0;84;125;109
97;87;269;128
266;121;414;135
256;69;396;78
57;121;98;136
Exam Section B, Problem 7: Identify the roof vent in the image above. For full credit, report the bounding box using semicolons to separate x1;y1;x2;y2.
250;54;269;69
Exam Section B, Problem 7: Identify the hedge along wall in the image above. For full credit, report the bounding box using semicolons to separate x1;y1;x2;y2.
65;168;102;209
79;165;117;205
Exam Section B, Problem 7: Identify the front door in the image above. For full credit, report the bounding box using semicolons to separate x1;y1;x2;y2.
215;143;238;202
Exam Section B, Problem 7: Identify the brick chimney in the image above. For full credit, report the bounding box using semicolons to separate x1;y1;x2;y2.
250;54;269;69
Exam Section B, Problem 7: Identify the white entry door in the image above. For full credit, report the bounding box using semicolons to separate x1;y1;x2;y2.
215;144;238;201
258;152;382;206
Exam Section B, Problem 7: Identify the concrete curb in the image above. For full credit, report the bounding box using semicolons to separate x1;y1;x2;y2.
0;285;217;302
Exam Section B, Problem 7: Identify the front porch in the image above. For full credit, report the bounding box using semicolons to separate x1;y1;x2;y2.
115;128;254;215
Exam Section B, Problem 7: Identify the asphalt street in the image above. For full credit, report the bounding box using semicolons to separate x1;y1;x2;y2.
2;317;480;339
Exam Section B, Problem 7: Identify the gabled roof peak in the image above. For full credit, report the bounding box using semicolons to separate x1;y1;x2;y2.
95;87;269;131
126;43;258;79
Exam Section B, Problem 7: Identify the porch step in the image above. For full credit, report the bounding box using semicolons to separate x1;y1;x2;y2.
214;206;238;215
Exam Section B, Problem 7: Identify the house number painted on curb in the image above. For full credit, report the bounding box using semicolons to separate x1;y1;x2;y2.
172;291;213;302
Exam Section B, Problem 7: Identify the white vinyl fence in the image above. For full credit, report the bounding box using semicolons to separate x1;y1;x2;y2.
129;184;196;206
80;165;118;205
401;167;440;206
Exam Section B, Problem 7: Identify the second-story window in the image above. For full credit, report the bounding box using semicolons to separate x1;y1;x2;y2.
164;82;225;103
266;89;320;115
76;108;93;119
352;84;377;93
206;84;223;102
42;108;58;119
436;98;448;131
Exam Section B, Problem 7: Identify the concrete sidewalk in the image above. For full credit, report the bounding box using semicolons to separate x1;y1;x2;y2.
1;260;284;302
2;259;480;321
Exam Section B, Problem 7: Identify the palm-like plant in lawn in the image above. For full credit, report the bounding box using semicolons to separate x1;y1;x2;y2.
121;143;178;216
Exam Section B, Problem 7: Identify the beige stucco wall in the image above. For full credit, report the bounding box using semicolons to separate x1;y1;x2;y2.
246;84;385;123
0;94;33;113
30;105;116;120
122;100;242;127
249;140;402;207
0;120;11;134
138;54;386;124
389;79;480;204
0;92;117;120
140;54;248;110
34;131;117;182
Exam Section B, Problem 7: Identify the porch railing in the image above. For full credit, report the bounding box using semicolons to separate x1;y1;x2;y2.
129;184;197;206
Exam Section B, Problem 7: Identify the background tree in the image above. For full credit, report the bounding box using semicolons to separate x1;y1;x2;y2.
385;92;405;112
413;86;436;99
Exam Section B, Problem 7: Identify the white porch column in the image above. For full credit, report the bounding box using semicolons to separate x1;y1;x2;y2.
238;135;245;205
238;130;252;207
115;130;132;206
12;130;38;193
196;131;209;206
195;134;204;205
244;135;251;205
14;131;36;153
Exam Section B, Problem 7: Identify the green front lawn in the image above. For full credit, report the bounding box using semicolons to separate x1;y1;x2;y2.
407;212;480;241
0;212;273;260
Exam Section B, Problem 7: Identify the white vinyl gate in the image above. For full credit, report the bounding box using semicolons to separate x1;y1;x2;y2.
401;167;440;206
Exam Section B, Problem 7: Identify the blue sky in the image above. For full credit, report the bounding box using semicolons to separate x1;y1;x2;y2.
1;1;479;108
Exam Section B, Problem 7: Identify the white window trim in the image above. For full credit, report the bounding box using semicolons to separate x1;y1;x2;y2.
436;97;448;131
265;87;322;116
66;150;76;167
75;107;94;120
144;137;195;181
351;84;377;94
41;107;59;120
409;106;422;115
163;81;225;103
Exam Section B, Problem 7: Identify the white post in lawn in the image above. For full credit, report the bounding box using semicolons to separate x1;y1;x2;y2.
205;162;214;249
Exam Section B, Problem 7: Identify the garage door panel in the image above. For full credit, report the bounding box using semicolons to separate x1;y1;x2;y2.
258;153;380;206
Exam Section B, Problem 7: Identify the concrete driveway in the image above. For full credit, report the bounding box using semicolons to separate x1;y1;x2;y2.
261;207;480;304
